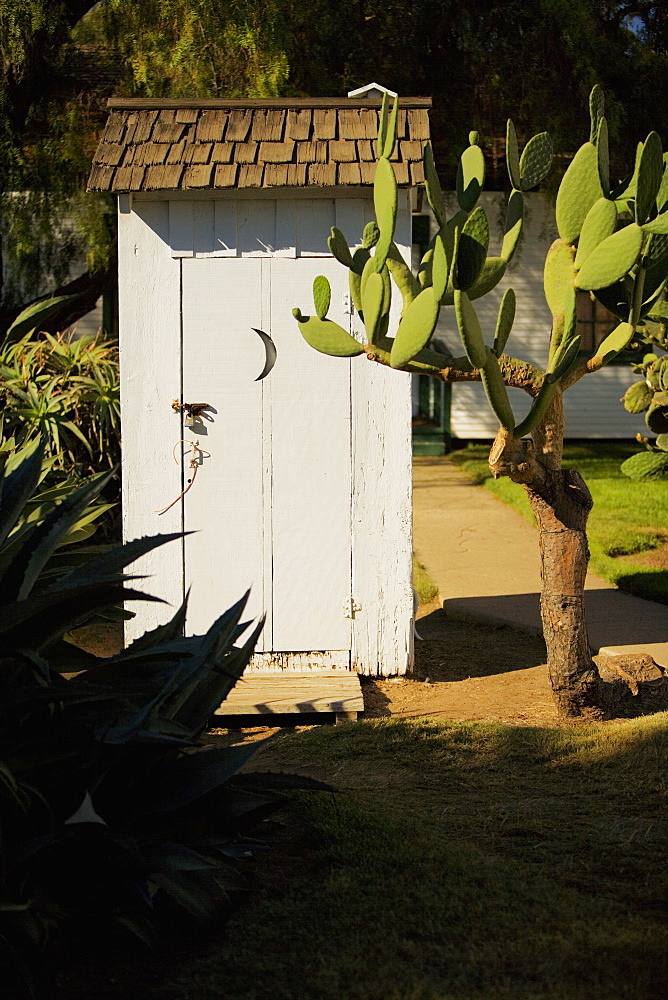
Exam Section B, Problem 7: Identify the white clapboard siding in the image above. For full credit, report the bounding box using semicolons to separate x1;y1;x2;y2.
181;257;268;642
352;192;414;676
118;199;183;641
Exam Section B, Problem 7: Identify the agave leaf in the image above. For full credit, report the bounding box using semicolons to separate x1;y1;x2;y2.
58;533;184;591
0;584;161;650
0;439;44;549
0;469;117;604
131;742;267;817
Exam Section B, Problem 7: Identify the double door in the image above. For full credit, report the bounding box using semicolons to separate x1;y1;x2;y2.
180;256;353;654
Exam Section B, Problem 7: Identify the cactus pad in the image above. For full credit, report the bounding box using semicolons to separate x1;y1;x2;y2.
464;256;507;302
621;450;668;481
481;349;515;431
623;381;652;413
593;321;634;365
328;228;354;269
555;142;602;244
589;85;605;144
656;152;668;213
643;209;668;235
390;287;440;368
519;132;553;190
506;119;521;190
312;275;331;319
544;239;577;317
362;271;385;343
362;222;380;250
454;289;487;369
646;395;668;433
292;310;365;356
501;190;524;263
456;143;485;212
575;197;618;269
373;156;398;271
514;380;557;438
423;142;447;229
636;132;664;226
431;231;448;301
456;206;489;290
493;289;516;357
546;335;581;384
575;222;643;291
597;117;610;193
382;94;399;159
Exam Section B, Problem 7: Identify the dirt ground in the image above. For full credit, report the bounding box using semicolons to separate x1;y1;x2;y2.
363;599;561;725
72;603;564;728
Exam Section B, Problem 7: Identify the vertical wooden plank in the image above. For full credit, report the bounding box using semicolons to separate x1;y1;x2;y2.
213;199;237;256
168;200;194;257
269;254;352;655
238;199;276;255
335;199;367;251
193;201;215;256
297;199;335;256
118;200;183;641
181;258;269;644
274;197;297;257
351;192;413;675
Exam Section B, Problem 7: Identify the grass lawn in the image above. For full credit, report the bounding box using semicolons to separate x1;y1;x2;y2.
449;442;668;604
59;715;668;999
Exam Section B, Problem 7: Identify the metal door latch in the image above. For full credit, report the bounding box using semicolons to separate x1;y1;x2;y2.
172;400;210;419
342;597;362;619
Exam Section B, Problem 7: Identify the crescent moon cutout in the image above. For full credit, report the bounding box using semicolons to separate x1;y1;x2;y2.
251;327;277;380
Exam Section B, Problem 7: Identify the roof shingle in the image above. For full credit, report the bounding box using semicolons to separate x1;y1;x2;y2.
87;97;431;192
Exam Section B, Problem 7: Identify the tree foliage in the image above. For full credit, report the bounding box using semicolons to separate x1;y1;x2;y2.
0;1;667;327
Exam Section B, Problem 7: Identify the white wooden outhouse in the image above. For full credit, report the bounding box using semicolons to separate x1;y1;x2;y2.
88;96;431;676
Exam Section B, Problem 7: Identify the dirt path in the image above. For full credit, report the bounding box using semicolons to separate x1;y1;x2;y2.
362;599;560;726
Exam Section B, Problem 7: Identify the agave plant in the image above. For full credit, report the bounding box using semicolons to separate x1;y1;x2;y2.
0;442;325;996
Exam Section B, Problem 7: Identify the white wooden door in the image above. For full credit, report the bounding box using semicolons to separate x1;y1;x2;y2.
181;256;352;653
181;257;268;642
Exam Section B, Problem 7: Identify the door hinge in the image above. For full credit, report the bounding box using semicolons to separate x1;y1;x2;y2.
342;597;361;619
342;291;353;315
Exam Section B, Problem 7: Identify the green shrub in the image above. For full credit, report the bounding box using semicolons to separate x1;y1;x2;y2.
0;331;120;479
0;443;321;995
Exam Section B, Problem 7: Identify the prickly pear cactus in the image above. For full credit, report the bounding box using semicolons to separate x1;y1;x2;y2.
292;85;668;451
621;450;668;480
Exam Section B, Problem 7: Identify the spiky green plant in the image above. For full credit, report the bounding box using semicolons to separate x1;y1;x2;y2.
292;89;668;718
0;443;327;995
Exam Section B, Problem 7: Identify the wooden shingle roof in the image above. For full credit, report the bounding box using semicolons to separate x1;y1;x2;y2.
87;97;431;193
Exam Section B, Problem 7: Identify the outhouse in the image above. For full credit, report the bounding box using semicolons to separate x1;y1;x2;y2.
88;95;431;676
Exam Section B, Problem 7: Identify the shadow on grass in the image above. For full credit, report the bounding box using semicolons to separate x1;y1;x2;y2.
47;713;668;1000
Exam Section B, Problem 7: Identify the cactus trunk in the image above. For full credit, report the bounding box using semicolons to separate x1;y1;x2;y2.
488;398;601;717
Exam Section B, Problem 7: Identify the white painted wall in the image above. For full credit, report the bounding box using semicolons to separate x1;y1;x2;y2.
118;189;413;675
417;193;647;440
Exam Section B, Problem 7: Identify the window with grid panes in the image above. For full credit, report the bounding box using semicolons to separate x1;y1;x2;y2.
576;290;631;362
